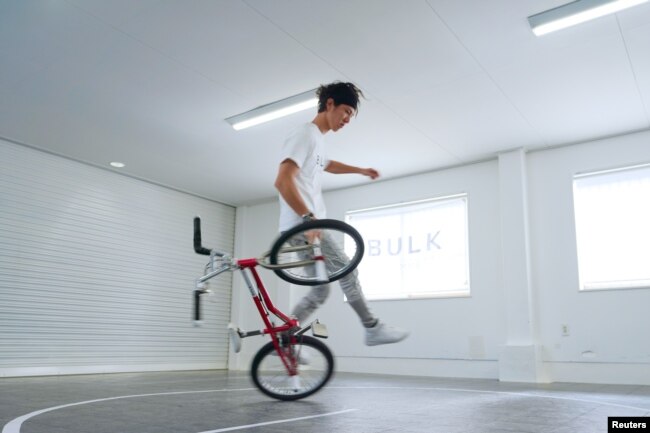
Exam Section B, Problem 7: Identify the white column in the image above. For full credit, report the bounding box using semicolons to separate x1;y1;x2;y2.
228;206;247;371
497;148;547;382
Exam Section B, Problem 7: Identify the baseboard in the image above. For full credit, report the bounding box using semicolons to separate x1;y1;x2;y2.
545;361;650;385
335;356;499;379
331;357;650;386
0;363;221;378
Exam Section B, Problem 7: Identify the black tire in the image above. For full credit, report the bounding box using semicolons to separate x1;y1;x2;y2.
251;335;334;401
269;219;364;286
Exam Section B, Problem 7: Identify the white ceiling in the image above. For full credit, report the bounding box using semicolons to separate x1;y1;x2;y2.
1;0;649;206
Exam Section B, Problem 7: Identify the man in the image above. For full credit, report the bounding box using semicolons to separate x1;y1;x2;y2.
274;81;409;346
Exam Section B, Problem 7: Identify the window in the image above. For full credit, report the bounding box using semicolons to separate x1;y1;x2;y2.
345;194;470;300
573;163;650;291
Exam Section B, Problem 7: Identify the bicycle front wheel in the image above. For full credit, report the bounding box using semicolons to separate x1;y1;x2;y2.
269;219;364;286
251;335;334;401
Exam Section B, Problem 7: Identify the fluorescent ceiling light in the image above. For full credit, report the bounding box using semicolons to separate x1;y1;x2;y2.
110;162;125;168
226;89;318;131
528;0;648;36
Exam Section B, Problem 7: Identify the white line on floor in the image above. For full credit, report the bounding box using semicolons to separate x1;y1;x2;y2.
196;409;359;433
4;385;649;433
1;388;255;433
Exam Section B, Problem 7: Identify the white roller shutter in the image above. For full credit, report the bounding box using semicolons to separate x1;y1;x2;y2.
0;139;235;377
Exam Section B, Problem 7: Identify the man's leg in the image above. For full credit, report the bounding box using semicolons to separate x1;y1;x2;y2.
289;228;408;346
288;233;330;324
291;283;330;324
319;231;377;327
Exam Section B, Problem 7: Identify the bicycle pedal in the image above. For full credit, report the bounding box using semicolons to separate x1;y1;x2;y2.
228;323;242;353
311;320;328;338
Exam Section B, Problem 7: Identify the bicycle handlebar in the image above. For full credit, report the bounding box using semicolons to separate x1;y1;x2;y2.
193;217;214;256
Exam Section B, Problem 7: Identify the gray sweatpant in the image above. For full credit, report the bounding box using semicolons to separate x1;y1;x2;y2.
289;229;377;328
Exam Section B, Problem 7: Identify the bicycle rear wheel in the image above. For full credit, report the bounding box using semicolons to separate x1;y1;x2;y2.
269;219;364;286
251;335;334;401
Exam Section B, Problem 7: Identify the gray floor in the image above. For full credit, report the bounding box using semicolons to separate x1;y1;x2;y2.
1;370;649;433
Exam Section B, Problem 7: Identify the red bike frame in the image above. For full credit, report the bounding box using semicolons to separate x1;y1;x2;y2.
236;258;302;375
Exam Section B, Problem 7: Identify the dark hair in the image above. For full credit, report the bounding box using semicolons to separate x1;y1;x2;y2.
316;81;364;113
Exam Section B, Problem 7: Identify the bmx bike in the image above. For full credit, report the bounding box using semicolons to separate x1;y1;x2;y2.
192;217;364;400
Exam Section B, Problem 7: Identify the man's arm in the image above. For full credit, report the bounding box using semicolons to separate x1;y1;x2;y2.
325;160;379;179
274;159;311;217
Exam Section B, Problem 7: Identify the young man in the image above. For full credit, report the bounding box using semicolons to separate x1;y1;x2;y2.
274;81;409;346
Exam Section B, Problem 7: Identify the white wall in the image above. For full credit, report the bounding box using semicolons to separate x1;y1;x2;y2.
528;130;650;384
322;160;505;379
234;129;650;385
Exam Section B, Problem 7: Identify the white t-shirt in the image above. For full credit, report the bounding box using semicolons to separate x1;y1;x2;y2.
278;123;329;231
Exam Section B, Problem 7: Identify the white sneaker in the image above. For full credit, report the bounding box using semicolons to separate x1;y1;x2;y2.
365;321;409;346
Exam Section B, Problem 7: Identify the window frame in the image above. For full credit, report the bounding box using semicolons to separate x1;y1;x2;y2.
572;163;650;292
345;193;471;301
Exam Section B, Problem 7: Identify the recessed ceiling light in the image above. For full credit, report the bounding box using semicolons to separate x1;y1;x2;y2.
226;88;318;131
110;162;125;168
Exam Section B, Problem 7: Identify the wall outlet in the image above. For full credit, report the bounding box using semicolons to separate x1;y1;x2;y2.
561;324;570;336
